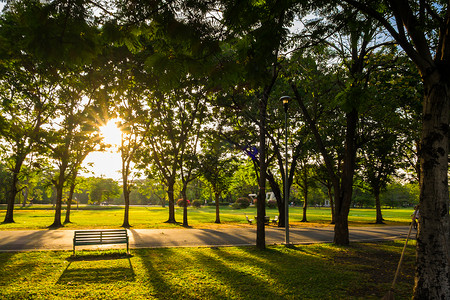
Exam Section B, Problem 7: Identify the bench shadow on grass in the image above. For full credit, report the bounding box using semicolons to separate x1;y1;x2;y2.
57;252;135;285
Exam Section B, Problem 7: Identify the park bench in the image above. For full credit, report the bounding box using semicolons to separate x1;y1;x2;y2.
73;229;129;255
245;215;254;224
271;215;279;225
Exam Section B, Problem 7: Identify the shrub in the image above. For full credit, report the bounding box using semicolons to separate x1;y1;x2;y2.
267;199;277;209
177;198;190;207
232;197;250;209
192;200;202;208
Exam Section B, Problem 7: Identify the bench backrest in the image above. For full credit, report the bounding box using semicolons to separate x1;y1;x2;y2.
74;229;128;245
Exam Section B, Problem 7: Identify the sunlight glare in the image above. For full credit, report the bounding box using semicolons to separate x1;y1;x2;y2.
100;118;122;148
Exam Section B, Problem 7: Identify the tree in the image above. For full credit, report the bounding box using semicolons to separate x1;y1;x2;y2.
42;80;101;228
116;97;149;228
142;87;204;224
0;38;57;223
333;1;450;297
295;158;317;223
201;133;238;224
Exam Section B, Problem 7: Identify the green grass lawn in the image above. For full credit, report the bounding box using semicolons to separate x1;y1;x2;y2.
0;241;415;300
0;205;413;230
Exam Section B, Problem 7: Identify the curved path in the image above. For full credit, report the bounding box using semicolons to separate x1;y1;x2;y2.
0;226;411;252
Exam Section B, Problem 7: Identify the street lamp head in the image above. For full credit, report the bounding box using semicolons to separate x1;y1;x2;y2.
280;96;291;104
280;96;291;113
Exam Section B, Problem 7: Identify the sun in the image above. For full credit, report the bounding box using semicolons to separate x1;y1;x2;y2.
100;118;122;148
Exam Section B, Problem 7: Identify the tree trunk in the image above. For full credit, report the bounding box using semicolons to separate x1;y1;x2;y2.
122;171;131;228
21;176;29;207
122;187;131;228
301;172;308;222
413;78;450;299
266;171;284;227
374;190;384;224
301;194;308;222
182;187;188;227
64;180;76;224
49;168;65;228
327;184;335;224
256;95;267;250
333;108;358;245
165;178;177;223
3;157;24;223
214;192;220;223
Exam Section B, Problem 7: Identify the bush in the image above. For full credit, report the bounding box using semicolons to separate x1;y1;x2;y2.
177;198;190;207
232;197;250;209
192;200;202;208
267;199;277;209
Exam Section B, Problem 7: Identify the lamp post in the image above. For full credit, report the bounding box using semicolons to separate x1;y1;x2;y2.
280;96;291;245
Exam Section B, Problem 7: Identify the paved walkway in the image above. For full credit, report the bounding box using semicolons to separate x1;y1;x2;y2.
0;226;411;252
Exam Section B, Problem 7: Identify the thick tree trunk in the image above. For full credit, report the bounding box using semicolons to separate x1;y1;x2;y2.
256;96;267;250
374;190;384;224
413;78;450;299
64;181;76;224
301;199;308;222
333;108;357;245
214;192;220;223
50;168;66;228
122;170;131;228
165;179;177;223
214;192;220;224
3;158;24;223
50;183;64;228
122;189;131;228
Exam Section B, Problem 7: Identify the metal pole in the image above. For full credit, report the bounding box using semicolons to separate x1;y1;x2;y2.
284;105;289;245
280;96;290;245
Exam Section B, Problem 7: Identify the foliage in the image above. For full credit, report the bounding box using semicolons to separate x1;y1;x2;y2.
177;198;190;207
192;200;202;208
267;199;277;209
232;197;251;209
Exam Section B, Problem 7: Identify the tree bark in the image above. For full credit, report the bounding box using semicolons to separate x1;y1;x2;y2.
64;179;76;224
49;164;66;228
3;156;24;223
214;192;220;224
182;187;188;227
301;191;308;222
333;108;358;245
122;163;131;228
327;184;335;224
266;171;284;227
256;95;267;250
374;190;384;224
413;77;450;299
165;178;177;223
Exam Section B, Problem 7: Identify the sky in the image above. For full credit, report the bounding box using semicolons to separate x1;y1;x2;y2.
81;150;122;180
81;119;123;180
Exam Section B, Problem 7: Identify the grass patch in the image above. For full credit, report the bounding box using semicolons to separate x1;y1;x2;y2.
0;205;412;230
0;241;415;299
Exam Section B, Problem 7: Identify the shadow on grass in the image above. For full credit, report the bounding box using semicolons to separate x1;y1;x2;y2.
57;252;135;285
137;248;185;298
